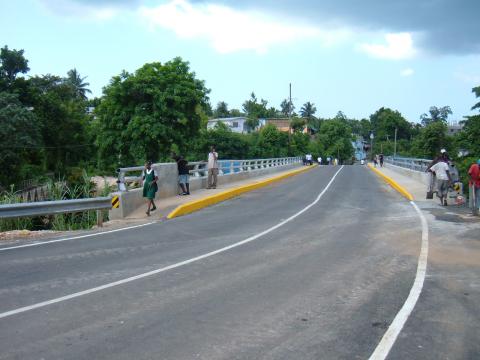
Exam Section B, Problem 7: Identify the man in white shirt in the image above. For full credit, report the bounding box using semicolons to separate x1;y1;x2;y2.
207;145;218;189
305;153;312;165
318;156;322;165
429;158;452;206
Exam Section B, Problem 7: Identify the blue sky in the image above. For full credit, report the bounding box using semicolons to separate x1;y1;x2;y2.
1;0;479;122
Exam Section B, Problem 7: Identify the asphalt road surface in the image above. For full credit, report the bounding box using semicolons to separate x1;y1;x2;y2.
0;165;475;359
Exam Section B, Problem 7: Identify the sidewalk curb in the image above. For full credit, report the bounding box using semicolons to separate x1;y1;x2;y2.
367;164;414;201
167;165;318;219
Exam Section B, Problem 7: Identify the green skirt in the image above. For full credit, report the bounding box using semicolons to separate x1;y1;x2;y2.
143;182;157;200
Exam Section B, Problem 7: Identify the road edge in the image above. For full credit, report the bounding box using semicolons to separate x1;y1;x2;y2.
367;164;414;201
167;165;318;219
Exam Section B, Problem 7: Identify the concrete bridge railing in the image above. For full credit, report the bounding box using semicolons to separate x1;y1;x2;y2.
110;157;303;219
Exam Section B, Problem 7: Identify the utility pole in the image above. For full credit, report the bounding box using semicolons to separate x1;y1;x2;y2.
394;127;398;158
288;83;292;154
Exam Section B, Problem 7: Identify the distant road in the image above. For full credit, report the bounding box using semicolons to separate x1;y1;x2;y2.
0;166;474;359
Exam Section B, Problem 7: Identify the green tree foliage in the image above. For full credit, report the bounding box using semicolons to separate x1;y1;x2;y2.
213;101;230;118
290;117;306;133
242;92;275;130
410;121;450;158
420;105;452;126
254;124;289;158
0;92;41;187
457;86;480;155
316;119;354;162
300;101;317;133
95;58;210;168
66;68;92;100
28;74;92;174
0;46;30;88
370;107;412;141
191;122;250;160
280;98;294;117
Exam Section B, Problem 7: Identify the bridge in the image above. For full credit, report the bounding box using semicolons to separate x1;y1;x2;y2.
0;162;479;359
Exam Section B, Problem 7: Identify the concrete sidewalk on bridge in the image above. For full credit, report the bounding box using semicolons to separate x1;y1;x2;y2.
369;163;428;202
108;165;316;224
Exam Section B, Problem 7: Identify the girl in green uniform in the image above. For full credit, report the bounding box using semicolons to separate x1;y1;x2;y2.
143;161;158;216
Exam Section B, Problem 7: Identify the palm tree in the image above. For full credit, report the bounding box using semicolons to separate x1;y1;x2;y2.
300;101;317;134
66;68;92;100
300;101;317;118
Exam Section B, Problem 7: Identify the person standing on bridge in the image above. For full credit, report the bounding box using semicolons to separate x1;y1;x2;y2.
173;153;190;195
429;157;452;206
143;161;158;216
468;160;480;214
207;145;218;189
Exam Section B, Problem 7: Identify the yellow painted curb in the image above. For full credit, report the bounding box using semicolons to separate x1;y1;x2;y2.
367;163;414;201
167;165;318;219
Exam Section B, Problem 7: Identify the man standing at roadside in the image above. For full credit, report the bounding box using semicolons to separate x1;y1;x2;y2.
468;159;480;214
429;157;452;206
207;145;218;189
172;153;190;195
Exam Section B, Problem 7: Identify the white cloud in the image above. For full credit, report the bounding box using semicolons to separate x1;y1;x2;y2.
358;32;416;60
401;68;414;77
139;0;349;54
37;0;120;19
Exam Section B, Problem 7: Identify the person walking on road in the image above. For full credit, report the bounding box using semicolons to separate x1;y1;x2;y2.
142;161;158;216
379;153;384;167
173;154;190;195
318;156;322;165
429;157;452;206
207;145;218;189
468;159;480;214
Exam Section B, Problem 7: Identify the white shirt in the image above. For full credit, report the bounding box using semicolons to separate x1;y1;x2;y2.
208;152;218;169
318;157;322;163
431;161;450;180
306;154;312;161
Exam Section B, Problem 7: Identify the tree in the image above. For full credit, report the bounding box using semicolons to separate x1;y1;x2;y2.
28;74;92;173
242;92;271;131
370;107;412;141
300;101;317;133
290;117;306;133
213;101;230;118
420;106;452;126
254;124;288;158
0;46;29;88
95;58;210;168
0;92;41;187
280;98;294;117
411;121;450;158
66;68;92;100
317;119;354;162
459;86;480;155
300;101;316;118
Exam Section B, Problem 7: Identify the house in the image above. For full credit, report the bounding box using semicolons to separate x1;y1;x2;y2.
264;118;308;134
447;121;464;136
207;117;249;133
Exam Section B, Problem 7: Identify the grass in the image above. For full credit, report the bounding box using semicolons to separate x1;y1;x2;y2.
0;170;113;232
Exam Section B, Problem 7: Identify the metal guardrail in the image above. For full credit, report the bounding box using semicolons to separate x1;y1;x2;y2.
0;197;112;226
116;157;302;191
385;156;432;172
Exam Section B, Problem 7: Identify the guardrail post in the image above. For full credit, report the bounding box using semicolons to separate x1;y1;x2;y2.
96;209;103;227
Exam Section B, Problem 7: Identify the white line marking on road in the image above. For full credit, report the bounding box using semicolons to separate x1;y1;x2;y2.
368;201;429;360
0;166;344;320
0;222;156;252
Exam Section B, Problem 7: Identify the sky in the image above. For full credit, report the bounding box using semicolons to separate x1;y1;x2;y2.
1;0;479;123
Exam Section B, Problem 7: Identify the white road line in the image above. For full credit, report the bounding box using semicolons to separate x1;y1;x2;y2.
0;166;344;320
0;222;156;252
368;201;429;360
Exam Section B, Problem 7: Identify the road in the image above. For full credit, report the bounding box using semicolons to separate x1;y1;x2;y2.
0;165;477;359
